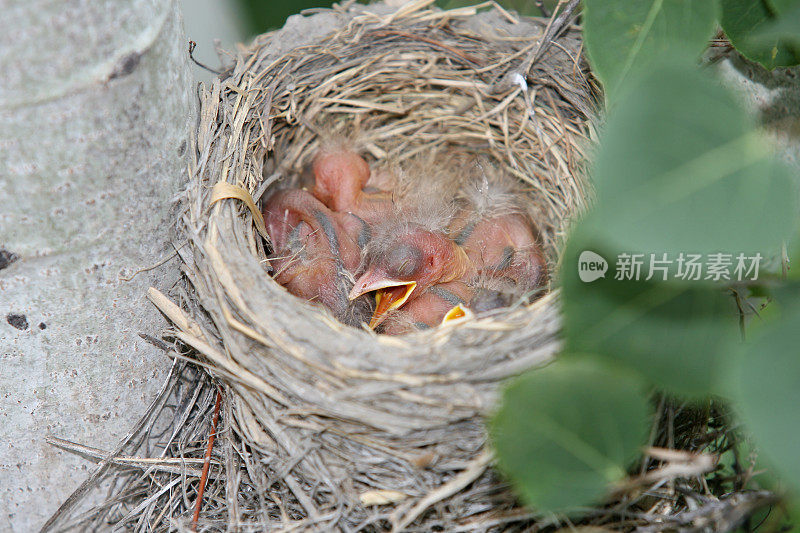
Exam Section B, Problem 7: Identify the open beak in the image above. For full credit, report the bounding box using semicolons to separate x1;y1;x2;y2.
349;274;416;329
442;304;473;324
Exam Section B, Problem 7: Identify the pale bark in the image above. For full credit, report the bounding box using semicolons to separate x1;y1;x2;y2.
0;1;194;530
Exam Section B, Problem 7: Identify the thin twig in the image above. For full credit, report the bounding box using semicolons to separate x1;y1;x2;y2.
41;360;183;532
535;0;550;17
188;40;223;75
191;386;223;531
522;0;581;75
119;241;187;281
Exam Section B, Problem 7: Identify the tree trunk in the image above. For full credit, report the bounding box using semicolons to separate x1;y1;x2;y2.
0;1;193;530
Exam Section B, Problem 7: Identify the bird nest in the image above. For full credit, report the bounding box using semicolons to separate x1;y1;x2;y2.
159;2;594;530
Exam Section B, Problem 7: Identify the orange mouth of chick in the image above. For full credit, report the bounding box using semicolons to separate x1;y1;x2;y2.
442;304;473;324
370;281;416;329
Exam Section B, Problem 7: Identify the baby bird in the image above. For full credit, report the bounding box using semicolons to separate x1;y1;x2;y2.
450;164;548;295
379;281;474;335
311;142;395;225
262;188;371;325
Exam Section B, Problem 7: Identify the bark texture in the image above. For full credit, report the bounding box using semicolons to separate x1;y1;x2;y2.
0;1;193;530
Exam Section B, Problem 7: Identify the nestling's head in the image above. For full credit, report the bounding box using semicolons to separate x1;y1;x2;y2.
311;141;371;211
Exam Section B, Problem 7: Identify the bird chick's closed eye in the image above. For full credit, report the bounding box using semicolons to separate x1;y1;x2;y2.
262;188;372;325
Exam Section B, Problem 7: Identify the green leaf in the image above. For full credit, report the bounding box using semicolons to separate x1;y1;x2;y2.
491;358;650;514
765;0;800;13
591;62;797;257
789;227;800;280
750;3;800;50
583;0;718;96
720;0;800;69
561;215;742;397
734;302;800;494
770;281;800;314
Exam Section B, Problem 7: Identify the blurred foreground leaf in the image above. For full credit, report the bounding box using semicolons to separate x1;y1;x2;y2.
583;0;717;96
562;216;741;397
720;0;800;68
767;0;800;11
789;229;800;280
491;358;650;514
735;300;800;494
750;3;800;51
591;62;797;257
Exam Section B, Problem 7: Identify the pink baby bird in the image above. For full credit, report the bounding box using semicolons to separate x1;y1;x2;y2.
262;188;371;325
449;163;547;302
311;141;395;225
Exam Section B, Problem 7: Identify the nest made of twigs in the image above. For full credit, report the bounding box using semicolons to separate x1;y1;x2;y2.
164;1;595;529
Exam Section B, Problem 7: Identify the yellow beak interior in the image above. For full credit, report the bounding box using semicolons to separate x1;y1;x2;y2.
442;304;472;324
369;282;416;329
